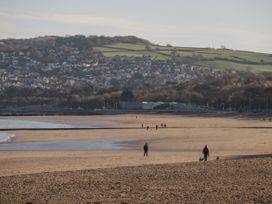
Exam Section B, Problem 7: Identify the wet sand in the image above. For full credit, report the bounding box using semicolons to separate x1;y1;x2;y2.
1;158;272;203
0;114;272;176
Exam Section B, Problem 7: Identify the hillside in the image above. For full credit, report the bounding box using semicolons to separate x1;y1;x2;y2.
0;35;151;52
94;43;272;72
0;35;272;112
1;35;271;72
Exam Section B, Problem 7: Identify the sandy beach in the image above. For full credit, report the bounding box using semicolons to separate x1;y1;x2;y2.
0;114;272;176
0;114;272;203
1;158;272;203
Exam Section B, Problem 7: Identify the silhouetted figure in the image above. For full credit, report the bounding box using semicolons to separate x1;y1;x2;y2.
146;126;149;130
164;124;167;128
156;125;158;130
144;143;149;156
202;145;209;161
161;123;163;128
142;124;144;128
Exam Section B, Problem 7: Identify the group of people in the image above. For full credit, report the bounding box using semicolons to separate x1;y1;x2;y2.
143;143;210;161
142;123;167;130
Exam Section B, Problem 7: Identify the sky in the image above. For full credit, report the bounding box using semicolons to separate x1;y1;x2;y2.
0;0;271;53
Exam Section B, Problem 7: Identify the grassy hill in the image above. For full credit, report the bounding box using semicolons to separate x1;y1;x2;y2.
1;35;271;72
94;43;272;72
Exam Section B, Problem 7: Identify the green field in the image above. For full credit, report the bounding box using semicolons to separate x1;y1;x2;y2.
94;43;272;72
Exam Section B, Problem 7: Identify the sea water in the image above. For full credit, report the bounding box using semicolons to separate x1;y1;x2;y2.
0;132;15;143
0;119;121;129
0;138;139;151
0;119;72;129
0;118;122;146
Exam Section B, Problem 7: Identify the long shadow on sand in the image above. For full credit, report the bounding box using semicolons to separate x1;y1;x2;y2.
226;153;272;160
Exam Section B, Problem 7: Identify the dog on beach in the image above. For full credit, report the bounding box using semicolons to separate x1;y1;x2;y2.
199;156;220;161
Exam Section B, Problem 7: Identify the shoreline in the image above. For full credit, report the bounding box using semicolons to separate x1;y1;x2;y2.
0;132;16;143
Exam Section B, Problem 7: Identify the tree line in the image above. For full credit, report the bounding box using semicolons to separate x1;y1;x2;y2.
0;72;271;112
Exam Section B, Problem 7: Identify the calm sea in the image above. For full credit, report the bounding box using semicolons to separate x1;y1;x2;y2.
0;118;120;143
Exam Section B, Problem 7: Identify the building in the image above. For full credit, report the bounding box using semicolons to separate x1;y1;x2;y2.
119;101;142;110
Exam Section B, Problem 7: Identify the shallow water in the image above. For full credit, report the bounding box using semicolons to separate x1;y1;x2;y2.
40;119;120;128
0;132;15;143
0;119;120;129
0;138;139;151
0;118;121;143
0;118;135;150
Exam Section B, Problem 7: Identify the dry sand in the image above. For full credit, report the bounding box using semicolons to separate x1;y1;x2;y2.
1;158;272;203
0;114;272;176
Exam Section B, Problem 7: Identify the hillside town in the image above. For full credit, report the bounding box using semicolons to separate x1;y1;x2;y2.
0;36;270;114
0;48;232;90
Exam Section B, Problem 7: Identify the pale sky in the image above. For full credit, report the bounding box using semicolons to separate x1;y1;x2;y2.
0;0;271;53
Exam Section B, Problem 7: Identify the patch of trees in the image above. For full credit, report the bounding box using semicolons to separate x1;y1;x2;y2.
135;73;272;112
0;73;271;112
0;35;151;52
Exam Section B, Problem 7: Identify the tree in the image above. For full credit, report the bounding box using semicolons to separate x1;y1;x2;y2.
120;90;134;101
110;78;121;89
145;45;151;51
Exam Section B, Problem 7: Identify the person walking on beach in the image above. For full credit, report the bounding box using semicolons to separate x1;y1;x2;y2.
202;145;209;161
144;143;149;157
